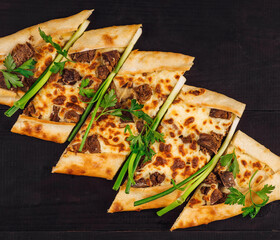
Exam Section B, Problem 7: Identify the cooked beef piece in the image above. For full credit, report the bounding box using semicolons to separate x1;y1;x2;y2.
23;103;36;116
136;120;145;133
203;172;218;185
65;102;84;113
159;143;172;153
70;50;96;63
85;134;101;153
209;108;232;120
11;43;34;67
134;84;152;103
200;186;211;195
179;135;192;144
197;133;222;154
150;172;165;186
97;65;110;80
133;178;149;188
61;69;81;85
52;95;66;105
0;72;8;89
120;110;134;123
20;76;36;92
216;192;229;204
102;50;120;68
50;106;60;122
210;189;224;205
64;110;80;122
219;171;235;188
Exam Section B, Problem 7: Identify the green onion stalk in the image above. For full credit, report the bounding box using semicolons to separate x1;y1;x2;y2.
133;116;240;215
5;20;90;117
76;28;143;150
113;76;187;193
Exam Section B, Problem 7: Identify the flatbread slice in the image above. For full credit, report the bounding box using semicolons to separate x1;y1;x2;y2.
171;130;280;230
11;25;142;143
109;85;245;212
52;50;195;179
0;10;93;106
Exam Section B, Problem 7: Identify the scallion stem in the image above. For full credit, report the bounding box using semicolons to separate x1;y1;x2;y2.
155;116;240;216
77;28;142;151
5;20;90;116
125;153;142;193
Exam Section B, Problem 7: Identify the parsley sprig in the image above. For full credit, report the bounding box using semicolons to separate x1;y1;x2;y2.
78;89;156;152
1;54;36;89
225;170;275;219
220;149;240;178
39;28;74;74
79;78;95;99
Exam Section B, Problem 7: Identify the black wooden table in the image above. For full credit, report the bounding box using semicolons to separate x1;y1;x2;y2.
0;0;279;239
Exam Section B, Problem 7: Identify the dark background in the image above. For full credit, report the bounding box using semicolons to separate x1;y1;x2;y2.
0;0;279;239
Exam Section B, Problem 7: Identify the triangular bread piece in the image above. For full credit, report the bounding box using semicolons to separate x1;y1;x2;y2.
0;10;93;106
171;130;280;230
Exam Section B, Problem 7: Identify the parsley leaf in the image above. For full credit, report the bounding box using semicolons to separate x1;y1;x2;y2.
225;187;245;206
1;71;23;89
78;78;95;98
220;149;239;178
4;54;16;71
225;170;275;219
39;28;69;59
100;89;118;109
1;55;36;89
130;99;144;111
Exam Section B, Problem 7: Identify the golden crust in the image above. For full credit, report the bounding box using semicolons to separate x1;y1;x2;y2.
0;10;93;55
179;85;246;117
231;131;280;172
171;171;280;230
108;183;183;213
11;115;75;143
0;88;24;106
52;151;127;180
69;25;142;54
118;50;195;74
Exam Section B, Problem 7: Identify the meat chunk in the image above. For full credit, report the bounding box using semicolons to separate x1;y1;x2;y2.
219;171;235;188
85;134;101;153
136;120;145;133
203;172;218;185
97;65;110;80
134;84;152;103
209;108;232;120
21;76;36;92
50;106;60;122
52;95;66;105
70;50;96;63
197;132;222;154
133;178;149;188
23;103;35;117
150;172;165;186
11;43;34;67
120;110;134;123
64;110;80;122
102;50;120;69
200;186;210;195
210;189;224;205
61;69;81;85
0;72;8;89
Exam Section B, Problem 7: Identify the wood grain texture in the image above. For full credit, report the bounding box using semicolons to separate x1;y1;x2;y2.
0;0;279;239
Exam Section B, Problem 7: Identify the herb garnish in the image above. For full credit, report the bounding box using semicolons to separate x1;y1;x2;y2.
1;54;36;89
39;28;74;74
225;170;275;219
220;149;239;178
78;78;95;98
